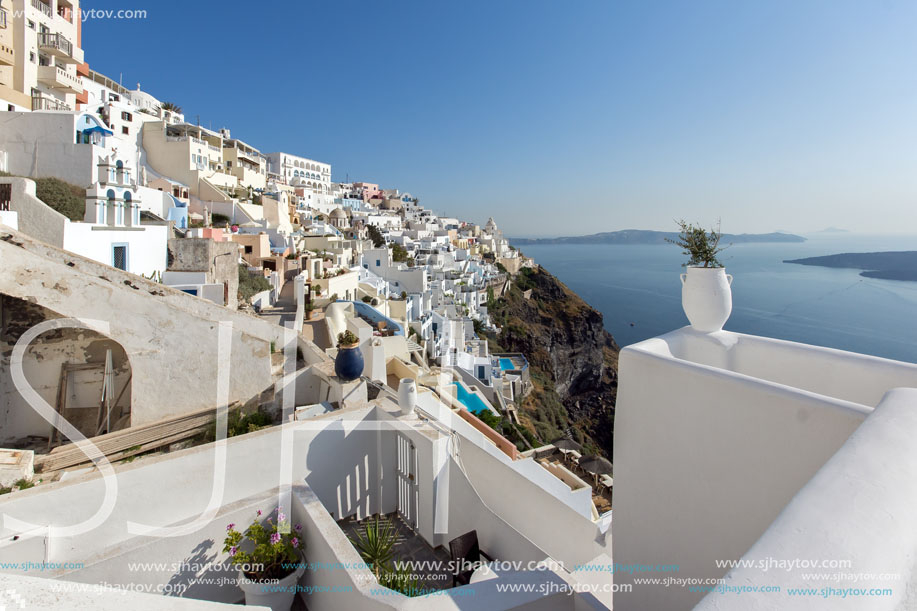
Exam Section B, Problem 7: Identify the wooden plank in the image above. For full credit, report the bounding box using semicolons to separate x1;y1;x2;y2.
36;406;222;472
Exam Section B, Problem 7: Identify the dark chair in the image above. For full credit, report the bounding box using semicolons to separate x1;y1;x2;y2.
448;530;494;587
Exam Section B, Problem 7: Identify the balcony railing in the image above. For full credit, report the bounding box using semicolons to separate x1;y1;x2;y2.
31;95;70;111
37;32;73;58
0;8;8;28
32;0;52;18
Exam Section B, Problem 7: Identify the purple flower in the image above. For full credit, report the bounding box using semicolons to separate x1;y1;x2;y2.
292;537;299;548
229;546;238;556
226;523;235;531
278;512;286;522
270;533;281;545
256;510;262;517
294;524;302;532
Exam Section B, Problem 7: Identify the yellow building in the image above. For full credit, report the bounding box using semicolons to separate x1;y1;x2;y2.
0;0;84;111
142;121;239;201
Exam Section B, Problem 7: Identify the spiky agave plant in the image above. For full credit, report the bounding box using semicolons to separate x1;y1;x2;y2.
348;515;397;580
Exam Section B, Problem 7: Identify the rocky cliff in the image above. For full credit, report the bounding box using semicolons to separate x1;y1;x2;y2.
486;266;618;458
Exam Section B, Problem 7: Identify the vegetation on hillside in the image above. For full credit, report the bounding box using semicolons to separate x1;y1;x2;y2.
483;267;618;458
238;264;272;302
0;172;86;221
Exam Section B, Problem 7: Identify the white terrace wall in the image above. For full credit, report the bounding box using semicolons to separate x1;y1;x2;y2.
0;406;382;593
696;388;917;611
0;226;286;427
612;329;917;611
0;177;68;247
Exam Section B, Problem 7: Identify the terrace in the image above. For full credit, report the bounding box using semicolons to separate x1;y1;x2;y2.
0;394;610;610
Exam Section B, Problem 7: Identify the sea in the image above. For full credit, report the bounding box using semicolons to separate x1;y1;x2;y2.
519;234;917;364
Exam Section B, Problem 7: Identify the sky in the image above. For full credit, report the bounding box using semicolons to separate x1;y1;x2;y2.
82;0;917;237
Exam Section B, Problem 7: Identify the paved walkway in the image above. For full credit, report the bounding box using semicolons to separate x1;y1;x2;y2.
257;279;299;328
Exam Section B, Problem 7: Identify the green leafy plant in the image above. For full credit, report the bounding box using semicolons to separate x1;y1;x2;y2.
238;264;272;302
379;564;424;596
665;219;727;268
348;516;427;596
348;515;397;580
224;508;305;582
337;330;359;348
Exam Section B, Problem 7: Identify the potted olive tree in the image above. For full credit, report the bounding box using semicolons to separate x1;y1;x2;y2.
667;220;732;332
224;508;306;610
334;330;363;381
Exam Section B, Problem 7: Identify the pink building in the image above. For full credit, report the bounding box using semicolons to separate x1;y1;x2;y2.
353;182;381;203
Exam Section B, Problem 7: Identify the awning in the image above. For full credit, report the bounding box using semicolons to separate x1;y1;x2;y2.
82;126;113;136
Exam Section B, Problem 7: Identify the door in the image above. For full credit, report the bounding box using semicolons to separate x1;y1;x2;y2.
396;433;418;530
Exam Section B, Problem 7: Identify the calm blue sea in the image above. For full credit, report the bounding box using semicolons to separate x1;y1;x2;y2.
520;234;917;364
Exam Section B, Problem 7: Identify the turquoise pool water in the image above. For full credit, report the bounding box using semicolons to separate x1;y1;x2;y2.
452;382;489;414
499;358;515;371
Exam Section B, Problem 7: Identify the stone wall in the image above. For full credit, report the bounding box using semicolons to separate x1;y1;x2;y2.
0;226;284;430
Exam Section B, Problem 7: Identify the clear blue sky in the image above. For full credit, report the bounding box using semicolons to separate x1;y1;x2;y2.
82;0;917;236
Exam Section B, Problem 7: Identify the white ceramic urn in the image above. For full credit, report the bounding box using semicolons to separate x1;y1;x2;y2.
680;266;733;333
398;378;418;416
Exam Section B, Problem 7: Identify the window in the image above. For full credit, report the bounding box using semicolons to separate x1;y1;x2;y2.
29;52;36;63
28;20;35;29
477;366;486;380
376;259;380;267
121;111;132;121
244;245;253;254
121;126;129;135
112;245;128;271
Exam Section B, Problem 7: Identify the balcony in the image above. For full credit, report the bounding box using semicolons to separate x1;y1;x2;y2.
0;7;8;29
37;32;78;64
31;94;70;111
37;64;83;94
31;0;52;18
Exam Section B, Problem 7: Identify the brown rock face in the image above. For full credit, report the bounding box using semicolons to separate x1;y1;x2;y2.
490;266;618;457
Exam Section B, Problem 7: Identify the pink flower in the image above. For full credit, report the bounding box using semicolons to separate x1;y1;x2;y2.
256;510;262;517
270;533;281;545
229;546;238;556
226;523;235;531
294;523;302;532
291;537;299;548
278;512;286;521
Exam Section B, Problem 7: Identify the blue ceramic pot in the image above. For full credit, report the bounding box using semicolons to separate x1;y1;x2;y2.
335;345;364;382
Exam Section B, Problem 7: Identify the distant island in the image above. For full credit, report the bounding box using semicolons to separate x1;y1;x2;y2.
510;229;806;246
785;251;917;281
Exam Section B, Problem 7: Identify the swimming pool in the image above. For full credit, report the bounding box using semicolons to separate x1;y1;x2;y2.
452;382;490;414
499;358;516;371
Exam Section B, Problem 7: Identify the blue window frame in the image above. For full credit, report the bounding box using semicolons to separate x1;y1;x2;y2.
112;243;129;271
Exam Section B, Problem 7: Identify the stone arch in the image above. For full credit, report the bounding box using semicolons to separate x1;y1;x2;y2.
0;294;133;445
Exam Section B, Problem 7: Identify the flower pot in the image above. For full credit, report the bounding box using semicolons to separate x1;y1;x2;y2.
238;563;305;610
397;378;417;416
334;343;364;382
680;266;733;333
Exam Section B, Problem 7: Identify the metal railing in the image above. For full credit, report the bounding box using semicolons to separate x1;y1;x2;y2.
0;8;8;28
37;32;72;57
32;0;52;17
31;95;70;111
